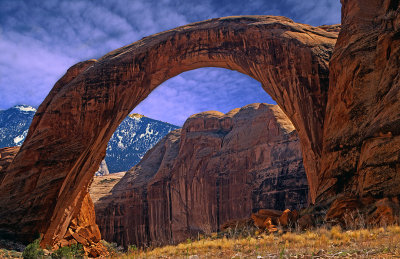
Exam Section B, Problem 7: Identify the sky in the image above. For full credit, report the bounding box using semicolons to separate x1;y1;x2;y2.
0;0;341;126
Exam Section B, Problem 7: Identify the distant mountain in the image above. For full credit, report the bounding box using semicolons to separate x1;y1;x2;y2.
0;105;36;147
105;114;180;173
0;106;180;173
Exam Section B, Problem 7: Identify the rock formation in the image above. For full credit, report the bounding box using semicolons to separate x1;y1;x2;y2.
0;147;20;183
0;15;337;252
317;0;400;224
94;103;308;247
0;0;398;253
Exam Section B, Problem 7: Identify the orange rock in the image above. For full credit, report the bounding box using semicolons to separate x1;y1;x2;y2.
0;15;336;250
318;0;400;214
2;1;399;252
279;209;299;227
263;218;278;233
95;104;309;247
252;214;270;229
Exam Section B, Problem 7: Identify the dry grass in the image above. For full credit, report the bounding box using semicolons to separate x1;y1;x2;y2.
113;225;400;258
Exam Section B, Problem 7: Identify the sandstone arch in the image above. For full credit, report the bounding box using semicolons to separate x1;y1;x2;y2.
0;16;338;249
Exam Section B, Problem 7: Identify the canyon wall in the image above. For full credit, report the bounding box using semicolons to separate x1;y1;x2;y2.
317;0;400;223
94;103;308;247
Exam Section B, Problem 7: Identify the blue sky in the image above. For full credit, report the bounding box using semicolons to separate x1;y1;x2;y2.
0;0;341;126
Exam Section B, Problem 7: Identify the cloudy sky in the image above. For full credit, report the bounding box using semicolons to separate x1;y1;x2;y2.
0;0;341;126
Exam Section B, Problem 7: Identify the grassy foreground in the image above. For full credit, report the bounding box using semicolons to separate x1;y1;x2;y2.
2;226;400;258
112;226;400;258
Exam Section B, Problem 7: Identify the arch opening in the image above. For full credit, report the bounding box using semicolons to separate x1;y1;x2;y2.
0;16;338;250
93;65;311;247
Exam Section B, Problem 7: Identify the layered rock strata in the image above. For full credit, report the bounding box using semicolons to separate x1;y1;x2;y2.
95;104;308;247
2;0;399;252
317;0;400;222
0;15;337;251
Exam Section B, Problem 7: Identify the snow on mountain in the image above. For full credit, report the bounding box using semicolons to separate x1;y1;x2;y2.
0;106;180;173
0;105;36;148
105;114;180;173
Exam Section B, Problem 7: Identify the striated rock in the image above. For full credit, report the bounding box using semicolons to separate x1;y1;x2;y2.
3;1;399;250
326;196;400;228
57;193;108;257
317;0;400;223
96;103;308;247
89;172;125;205
0;147;20;180
0;15;337;251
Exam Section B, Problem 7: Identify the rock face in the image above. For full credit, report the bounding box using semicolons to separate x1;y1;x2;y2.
89;172;125;205
95;104;308;247
317;0;400;222
0;15;337;251
0;147;20;183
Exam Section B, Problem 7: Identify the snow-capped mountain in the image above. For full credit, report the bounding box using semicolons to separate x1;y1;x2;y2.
105;114;179;173
0;106;180;173
0;105;36;147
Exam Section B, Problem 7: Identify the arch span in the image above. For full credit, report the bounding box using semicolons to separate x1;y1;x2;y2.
0;16;337;249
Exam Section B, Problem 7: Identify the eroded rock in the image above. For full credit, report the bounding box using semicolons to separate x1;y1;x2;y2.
95;104;308;247
0;16;336;251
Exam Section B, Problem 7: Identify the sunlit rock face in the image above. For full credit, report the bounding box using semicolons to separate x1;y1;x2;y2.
317;0;400;223
95;103;308;247
0;15;339;253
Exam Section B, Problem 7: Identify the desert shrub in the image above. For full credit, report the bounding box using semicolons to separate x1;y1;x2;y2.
22;239;44;259
51;243;84;259
100;240;124;256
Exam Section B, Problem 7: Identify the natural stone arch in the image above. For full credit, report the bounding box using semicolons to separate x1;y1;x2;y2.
0;16;337;249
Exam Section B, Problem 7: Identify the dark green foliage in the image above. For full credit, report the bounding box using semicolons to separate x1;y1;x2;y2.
51;244;84;259
22;239;44;259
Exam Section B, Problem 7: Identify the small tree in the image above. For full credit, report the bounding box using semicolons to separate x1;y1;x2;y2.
22;238;44;259
51;243;84;259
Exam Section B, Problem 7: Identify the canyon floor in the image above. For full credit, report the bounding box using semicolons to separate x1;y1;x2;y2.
2;225;400;258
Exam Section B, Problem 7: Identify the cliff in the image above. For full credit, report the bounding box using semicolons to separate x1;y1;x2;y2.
94;103;308;247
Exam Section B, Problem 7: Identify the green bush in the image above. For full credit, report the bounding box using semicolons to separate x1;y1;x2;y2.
51;243;84;259
22;239;44;259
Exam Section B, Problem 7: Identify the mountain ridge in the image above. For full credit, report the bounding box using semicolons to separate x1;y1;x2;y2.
0;105;179;173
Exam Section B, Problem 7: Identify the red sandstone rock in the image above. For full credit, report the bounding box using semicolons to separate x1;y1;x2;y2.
0;15;336;251
1;1;398;251
317;0;400;224
0;147;20;183
279;209;298;227
95;104;308;247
